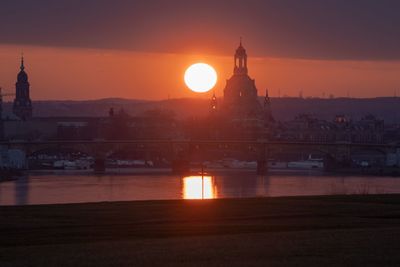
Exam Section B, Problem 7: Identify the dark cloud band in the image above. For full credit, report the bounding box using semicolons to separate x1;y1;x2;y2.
0;0;399;60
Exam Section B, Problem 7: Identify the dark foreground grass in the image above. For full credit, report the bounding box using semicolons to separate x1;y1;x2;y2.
1;195;400;266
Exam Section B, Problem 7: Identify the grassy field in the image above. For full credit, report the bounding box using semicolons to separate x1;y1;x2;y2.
1;195;400;266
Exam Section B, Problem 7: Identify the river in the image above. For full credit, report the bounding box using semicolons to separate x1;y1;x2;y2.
1;170;400;205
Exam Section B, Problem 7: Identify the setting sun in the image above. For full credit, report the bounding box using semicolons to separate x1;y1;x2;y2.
184;63;217;93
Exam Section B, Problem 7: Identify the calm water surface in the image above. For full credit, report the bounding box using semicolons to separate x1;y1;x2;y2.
1;170;400;205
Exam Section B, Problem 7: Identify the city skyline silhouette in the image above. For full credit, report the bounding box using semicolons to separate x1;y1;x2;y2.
0;0;400;100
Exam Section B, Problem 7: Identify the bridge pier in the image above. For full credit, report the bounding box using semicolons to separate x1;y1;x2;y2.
93;157;106;173
257;143;269;175
257;160;268;175
170;143;191;175
324;154;337;171
171;159;190;174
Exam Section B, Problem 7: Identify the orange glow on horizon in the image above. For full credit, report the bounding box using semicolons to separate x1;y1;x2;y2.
0;44;400;100
183;176;217;199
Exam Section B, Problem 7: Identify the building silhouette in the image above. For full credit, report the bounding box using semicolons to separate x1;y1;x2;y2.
222;40;265;119
209;41;274;139
13;56;32;120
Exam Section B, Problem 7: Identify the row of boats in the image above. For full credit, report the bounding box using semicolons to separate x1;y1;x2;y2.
44;159;154;170
29;154;325;171
204;157;324;170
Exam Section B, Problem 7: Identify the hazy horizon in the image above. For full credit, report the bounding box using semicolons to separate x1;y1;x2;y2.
1;0;400;100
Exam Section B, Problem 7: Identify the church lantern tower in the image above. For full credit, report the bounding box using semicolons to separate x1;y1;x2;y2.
223;40;261;119
13;56;33;120
234;39;248;75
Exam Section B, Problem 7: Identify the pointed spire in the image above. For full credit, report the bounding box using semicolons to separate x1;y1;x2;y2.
20;52;25;71
264;88;270;107
239;36;242;47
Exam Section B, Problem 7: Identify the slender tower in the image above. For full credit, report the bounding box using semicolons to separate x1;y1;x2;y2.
210;91;217;113
13;56;33;120
264;89;274;122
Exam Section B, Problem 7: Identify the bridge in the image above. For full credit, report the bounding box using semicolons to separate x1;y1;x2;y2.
1;139;398;174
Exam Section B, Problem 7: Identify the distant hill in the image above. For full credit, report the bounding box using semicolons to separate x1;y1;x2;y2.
271;97;400;123
3;97;400;123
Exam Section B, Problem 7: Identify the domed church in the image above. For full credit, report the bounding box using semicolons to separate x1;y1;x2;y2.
223;42;262;119
222;41;273;123
208;41;274;139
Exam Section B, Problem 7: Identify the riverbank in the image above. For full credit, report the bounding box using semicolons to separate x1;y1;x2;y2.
1;195;400;266
28;167;325;176
26;166;400;177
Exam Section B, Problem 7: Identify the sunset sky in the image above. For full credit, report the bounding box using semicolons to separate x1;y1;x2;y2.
0;0;400;100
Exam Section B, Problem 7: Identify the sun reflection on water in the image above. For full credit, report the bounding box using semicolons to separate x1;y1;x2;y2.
182;176;217;199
